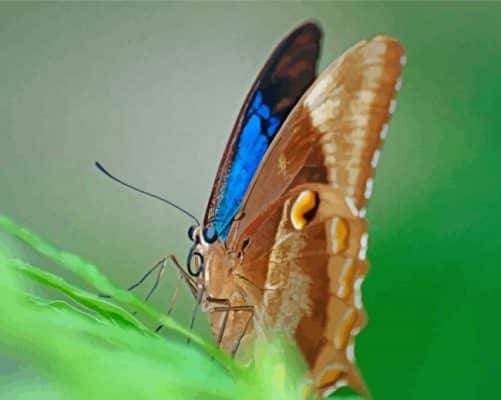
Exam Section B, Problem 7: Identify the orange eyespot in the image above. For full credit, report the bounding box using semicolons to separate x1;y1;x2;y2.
336;258;356;299
290;190;319;230
316;364;345;389
330;217;349;254
334;309;357;350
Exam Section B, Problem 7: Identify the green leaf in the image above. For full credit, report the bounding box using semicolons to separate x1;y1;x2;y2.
0;215;315;400
8;258;152;334
0;215;232;369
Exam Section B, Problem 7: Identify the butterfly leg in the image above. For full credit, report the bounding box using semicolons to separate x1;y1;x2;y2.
116;253;201;335
98;257;166;300
130;259;167;319
207;296;254;357
139;260;166;302
161;255;205;341
230;306;254;357
155;265;183;333
165;254;199;298
155;254;201;333
186;285;205;344
127;254;199;300
127;258;165;293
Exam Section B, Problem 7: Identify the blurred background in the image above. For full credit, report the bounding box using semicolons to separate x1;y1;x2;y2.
1;3;499;399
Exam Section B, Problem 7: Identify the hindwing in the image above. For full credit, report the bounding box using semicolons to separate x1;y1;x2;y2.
227;35;405;397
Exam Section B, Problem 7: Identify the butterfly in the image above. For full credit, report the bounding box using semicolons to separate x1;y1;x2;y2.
181;22;405;398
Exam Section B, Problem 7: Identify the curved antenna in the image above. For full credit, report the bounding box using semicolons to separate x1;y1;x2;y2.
95;161;200;225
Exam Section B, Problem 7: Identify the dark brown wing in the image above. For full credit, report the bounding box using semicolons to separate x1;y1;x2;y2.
203;22;322;239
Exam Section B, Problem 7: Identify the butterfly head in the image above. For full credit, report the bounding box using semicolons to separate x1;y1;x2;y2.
188;224;218;245
186;224;218;277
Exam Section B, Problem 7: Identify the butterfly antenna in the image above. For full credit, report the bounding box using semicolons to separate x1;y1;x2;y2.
95;161;200;225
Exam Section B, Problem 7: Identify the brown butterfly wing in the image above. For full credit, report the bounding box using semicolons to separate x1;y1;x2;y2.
229;36;405;396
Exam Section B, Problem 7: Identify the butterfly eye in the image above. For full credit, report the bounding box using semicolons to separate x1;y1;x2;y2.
187;247;204;277
188;225;197;241
202;225;218;244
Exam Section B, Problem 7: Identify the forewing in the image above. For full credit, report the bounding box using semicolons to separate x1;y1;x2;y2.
230;36;405;396
228;35;405;245
204;22;322;240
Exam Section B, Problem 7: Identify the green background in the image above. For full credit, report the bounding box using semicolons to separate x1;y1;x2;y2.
1;3;499;399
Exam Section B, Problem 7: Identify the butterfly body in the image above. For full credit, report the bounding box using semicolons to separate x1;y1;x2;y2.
186;23;404;398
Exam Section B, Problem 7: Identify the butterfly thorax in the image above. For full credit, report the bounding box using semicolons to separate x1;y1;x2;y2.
193;238;259;355
199;241;236;305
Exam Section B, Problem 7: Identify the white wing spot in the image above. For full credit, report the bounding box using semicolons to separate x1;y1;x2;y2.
346;342;355;363
360;232;368;249
358;232;368;260
305;75;332;108
380;123;389;140
345;197;359;217
371;149;381;169
325;154;336;165
323;142;337;155
359;208;367;218
400;54;407;66
354;276;365;309
330;217;345;254
364;178;373;199
395;77;403;91
351;327;361;336
389;99;397;114
327;168;338;185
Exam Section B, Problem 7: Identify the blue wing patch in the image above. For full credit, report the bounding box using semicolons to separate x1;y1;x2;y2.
203;23;321;240
214;91;282;239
